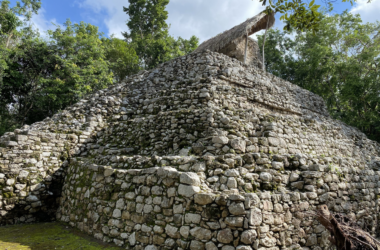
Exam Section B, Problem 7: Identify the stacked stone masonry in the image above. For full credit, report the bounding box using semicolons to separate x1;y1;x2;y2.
1;50;380;250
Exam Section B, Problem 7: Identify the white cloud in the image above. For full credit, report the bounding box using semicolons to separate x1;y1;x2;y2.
167;0;265;41
79;0;266;42
351;0;380;23
77;0;126;38
30;8;58;37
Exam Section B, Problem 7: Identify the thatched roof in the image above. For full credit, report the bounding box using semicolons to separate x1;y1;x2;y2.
195;11;275;52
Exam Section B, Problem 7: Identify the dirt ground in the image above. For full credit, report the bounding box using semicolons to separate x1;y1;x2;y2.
0;222;123;250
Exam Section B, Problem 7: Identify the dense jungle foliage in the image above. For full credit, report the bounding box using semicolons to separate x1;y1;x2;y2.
258;11;380;142
0;0;198;135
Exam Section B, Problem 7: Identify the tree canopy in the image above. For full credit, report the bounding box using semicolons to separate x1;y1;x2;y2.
123;0;199;69
0;0;199;136
258;11;380;142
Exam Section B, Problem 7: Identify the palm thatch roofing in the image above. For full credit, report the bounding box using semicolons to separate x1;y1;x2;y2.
195;11;275;52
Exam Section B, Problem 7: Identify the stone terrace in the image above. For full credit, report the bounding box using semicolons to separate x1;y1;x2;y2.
1;51;380;250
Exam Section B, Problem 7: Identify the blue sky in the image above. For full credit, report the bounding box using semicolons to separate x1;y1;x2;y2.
7;0;380;42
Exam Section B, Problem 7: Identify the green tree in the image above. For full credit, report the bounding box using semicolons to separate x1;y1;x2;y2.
0;0;42;47
123;0;171;69
0;1;19;48
123;0;199;69
1;38;58;124
258;11;380;142
103;37;140;82
257;29;297;80
47;20;114;104
1;20;114;128
171;36;199;58
0;0;42;134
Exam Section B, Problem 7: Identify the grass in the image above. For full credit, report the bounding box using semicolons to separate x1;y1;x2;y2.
0;222;123;250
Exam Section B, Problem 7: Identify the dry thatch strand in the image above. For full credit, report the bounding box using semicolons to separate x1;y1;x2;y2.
194;11;275;53
317;205;380;250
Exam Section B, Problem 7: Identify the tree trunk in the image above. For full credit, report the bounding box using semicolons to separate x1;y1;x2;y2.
6;33;13;49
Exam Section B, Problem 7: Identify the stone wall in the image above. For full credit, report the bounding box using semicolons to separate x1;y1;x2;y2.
1;50;380;250
0;80;133;224
218;37;263;68
58;153;380;250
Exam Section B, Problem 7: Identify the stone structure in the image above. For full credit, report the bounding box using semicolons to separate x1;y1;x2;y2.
1;50;380;250
217;37;263;68
194;11;275;67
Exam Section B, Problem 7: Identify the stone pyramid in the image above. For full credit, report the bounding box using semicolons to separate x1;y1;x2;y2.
1;51;380;250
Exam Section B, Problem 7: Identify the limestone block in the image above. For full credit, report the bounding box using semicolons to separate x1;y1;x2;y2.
190;240;205;250
227;177;237;188
217;228;233;244
244;193;260;208
212;136;229;145
178;184;200;197
129;232;136;246
180;226;190;238
205;242;218;250
249;207;262;226
165;224;180;239
180;172;201;186
190;227;212;240
241;229;257;244
112;209;121;218
144;245;158;250
225;169;240;177
185;213;201;224
306;234;317;246
225;216;244;227
16;135;28;142
26;195;39;202
222;246;235;250
237;246;253;250
260;172;272;182
231;139;246;152
291;181;304;189
194;193;215;205
228;202;246;215
5;141;18;147
260;236;276;247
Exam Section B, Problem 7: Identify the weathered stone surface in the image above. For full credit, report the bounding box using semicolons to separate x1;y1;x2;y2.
180;172;201;186
165;224;180;239
178;184;200;197
249;207;262;226
212;136;229;145
185;213;201;224
180;226;190;238
231;139;246;152
205;242;218;250
0;49;379;250
190;227;212;240
228;202;246;215
190;240;205;250
260;172;272;182
241;229;257;244
194;193;215;205
217;228;234;244
237;246;253;250
225;216;244;227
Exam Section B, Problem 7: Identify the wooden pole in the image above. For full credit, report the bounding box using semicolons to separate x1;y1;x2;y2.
244;33;248;64
262;14;270;71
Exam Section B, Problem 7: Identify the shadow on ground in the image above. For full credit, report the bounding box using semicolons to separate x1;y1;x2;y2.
0;222;123;250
